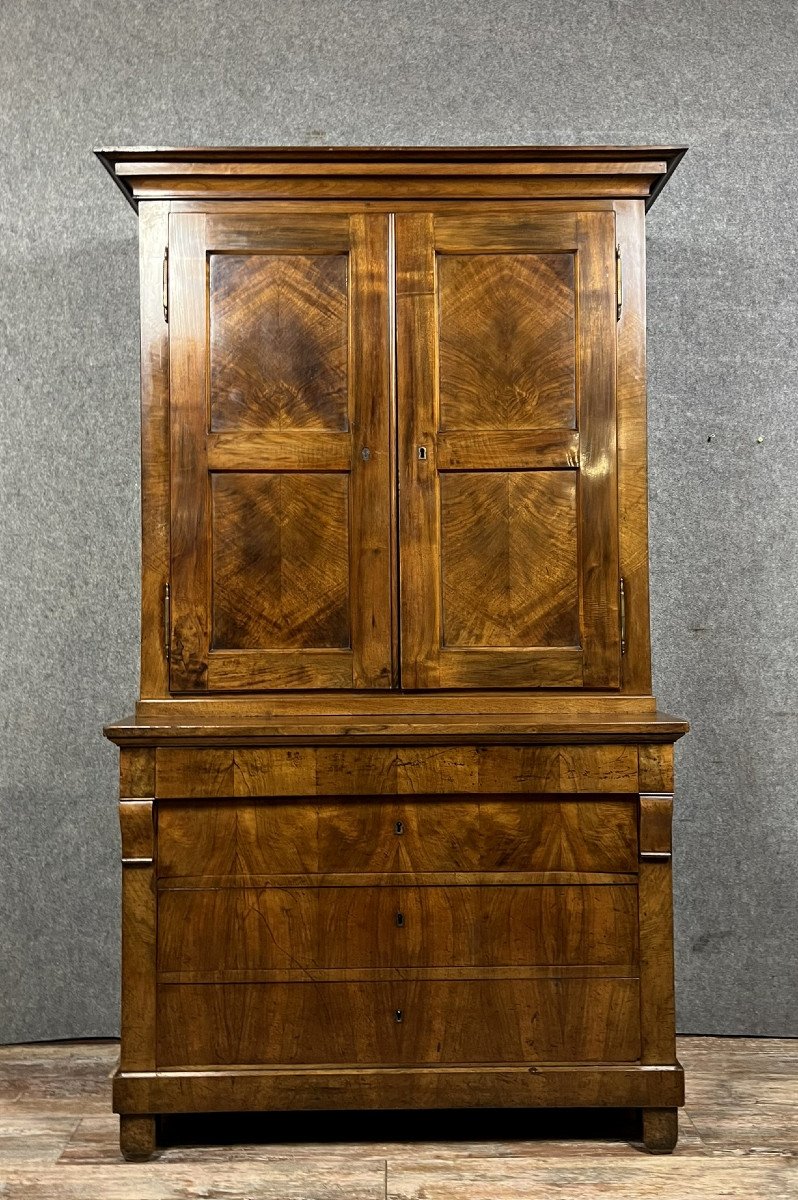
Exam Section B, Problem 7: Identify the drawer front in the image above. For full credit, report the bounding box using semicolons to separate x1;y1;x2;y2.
157;978;641;1067
154;745;640;799
158;884;638;974
157;796;638;878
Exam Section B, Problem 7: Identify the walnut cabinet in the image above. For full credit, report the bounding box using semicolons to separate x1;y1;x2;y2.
100;145;688;1159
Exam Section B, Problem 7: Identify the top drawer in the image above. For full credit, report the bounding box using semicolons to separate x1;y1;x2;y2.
157;795;638;878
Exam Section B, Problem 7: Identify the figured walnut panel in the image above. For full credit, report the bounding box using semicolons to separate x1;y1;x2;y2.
158;884;638;973
156;795;638;878
440;471;579;648
157;977;640;1066
211;473;349;650
154;744;640;798
438;253;576;431
209;253;348;433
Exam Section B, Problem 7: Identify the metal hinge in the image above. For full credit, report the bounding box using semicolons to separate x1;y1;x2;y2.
616;245;623;321
619;576;627;656
162;248;169;322
163;582;170;661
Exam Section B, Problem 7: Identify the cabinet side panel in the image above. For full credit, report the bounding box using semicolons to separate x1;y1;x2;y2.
139;202;171;698
615;201;652;693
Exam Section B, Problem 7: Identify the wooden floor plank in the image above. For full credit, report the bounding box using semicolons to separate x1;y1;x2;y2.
0;1161;388;1199
384;1158;798;1199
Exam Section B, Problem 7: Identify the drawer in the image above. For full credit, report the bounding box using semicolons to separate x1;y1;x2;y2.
157;977;641;1067
158;884;638;974
157;796;638;878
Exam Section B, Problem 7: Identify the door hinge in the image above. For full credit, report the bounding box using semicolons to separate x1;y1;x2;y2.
162;247;169;322
619;576;627;656
163;582;170;661
616;245;623;321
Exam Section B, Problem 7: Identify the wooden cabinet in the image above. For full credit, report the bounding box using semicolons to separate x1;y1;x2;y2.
100;145;688;1159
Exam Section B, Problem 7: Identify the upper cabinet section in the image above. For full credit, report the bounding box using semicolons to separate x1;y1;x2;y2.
99;146;686;698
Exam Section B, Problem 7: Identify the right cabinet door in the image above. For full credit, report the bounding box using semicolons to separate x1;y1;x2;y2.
397;211;620;689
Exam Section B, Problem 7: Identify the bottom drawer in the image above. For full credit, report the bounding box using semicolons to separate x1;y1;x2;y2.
157;977;641;1067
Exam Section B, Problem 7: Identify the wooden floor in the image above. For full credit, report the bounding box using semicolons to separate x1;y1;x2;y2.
0;1038;795;1197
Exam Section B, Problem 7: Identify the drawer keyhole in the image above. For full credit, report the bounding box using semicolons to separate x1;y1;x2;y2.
394;820;405;836
395;1009;404;1023
395;912;405;928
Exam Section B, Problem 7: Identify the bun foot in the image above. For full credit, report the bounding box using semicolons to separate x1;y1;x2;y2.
120;1114;157;1161
642;1106;678;1153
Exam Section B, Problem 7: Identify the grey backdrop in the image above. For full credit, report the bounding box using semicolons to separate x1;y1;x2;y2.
0;0;796;1043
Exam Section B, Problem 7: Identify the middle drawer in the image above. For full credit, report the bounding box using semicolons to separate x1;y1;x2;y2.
158;884;638;976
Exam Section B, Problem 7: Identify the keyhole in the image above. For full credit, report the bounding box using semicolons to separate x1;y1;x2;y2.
395;912;405;928
394;820;405;836
361;446;371;461
395;1009;404;1023
417;446;427;460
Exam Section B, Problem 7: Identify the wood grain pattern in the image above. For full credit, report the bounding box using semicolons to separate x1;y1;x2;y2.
157;884;638;973
638;794;677;1065
154;743;640;798
211;472;350;650
638;744;674;793
209;252;348;433
167;212;210;690
157;977;641;1067
137;203;171;699
440;471;579;648
119;801;154;863
156;794;638;877
119;748;155;798
438;252;576;431
574;211;620;687
119;862;156;1074
614;200;653;694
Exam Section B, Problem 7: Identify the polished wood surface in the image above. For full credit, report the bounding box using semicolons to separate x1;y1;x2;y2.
101;146;687;1158
157;884;638;973
0;1037;793;1195
156;794;638;875
157;977;641;1067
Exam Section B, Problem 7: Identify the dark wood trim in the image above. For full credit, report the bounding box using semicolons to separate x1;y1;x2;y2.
95;146;686;211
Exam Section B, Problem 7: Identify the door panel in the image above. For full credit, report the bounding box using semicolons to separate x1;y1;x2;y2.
168;213;393;691
396;211;620;689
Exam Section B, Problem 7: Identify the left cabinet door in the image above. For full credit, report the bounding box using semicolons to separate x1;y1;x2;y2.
168;212;393;691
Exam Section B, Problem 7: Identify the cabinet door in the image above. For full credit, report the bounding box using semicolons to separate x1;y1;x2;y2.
396;211;620;689
168;213;393;691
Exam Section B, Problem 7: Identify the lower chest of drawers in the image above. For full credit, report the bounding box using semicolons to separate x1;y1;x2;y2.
152;791;642;1070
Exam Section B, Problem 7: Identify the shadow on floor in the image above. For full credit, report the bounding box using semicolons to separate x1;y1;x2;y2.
160;1106;644;1148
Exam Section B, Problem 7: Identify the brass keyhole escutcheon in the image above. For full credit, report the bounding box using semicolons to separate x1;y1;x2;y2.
417;446;427;460
394;820;405;835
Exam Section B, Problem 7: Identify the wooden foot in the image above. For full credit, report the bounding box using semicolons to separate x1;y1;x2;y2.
642;1107;678;1153
120;1114;157;1161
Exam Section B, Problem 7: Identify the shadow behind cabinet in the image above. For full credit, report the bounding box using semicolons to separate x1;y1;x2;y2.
100;146;689;1160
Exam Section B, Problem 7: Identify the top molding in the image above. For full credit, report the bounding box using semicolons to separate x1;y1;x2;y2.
95;145;686;213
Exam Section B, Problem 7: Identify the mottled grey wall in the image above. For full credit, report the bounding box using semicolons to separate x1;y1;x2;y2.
0;0;795;1043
